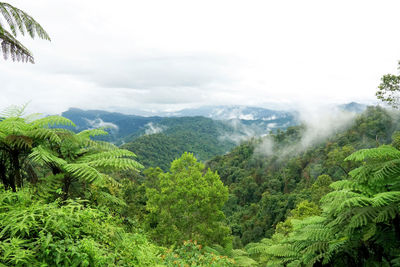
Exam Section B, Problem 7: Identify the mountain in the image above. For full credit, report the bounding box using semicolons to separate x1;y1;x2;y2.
338;102;367;113
61;106;300;144
61;108;163;143
60;107;300;169
206;106;400;245
167;105;289;119
121;117;238;170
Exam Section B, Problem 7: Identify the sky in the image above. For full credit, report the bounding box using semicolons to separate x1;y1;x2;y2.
1;0;400;115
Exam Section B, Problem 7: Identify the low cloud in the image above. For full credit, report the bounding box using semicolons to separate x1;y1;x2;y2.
84;118;119;131
144;122;167;135
218;119;261;144
255;106;358;158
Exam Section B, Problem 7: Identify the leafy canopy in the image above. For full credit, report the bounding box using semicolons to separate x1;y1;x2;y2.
145;152;230;247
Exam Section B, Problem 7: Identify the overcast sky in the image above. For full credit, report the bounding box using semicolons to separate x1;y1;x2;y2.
1;0;400;114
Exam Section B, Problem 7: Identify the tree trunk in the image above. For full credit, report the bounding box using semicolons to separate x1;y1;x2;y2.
25;162;38;184
62;175;71;200
10;150;21;190
0;161;9;189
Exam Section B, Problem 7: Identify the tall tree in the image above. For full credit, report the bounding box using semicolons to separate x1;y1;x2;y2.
0;2;50;63
0;105;73;191
145;152;230;246
376;61;400;108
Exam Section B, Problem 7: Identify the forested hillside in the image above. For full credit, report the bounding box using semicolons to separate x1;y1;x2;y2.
61;107;301;170
61;107;299;145
207;106;398;246
3;103;400;266
121;117;237;170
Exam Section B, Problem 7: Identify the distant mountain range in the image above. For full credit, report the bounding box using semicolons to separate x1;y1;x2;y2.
60;103;368;168
61;103;367;142
165;106;294;120
61;105;302;143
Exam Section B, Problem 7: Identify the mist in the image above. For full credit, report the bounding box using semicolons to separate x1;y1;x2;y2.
145;122;166;135
84;118;119;131
218;119;261;144
254;106;358;158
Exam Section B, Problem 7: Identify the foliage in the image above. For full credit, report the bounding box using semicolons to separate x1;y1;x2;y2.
30;126;143;204
0;188;161;266
122;117;237;170
0;106;143;208
161;240;235;267
0;2;50;63
377;61;400;108
145;152;231;247
0;105;75;191
207;106;400;246
245;142;400;266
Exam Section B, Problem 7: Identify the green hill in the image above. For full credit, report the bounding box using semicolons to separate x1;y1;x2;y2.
206;106;400;246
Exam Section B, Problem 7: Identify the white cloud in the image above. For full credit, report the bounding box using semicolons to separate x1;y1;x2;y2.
84;118;119;131
144;122;166;135
255;105;358;157
1;0;400;114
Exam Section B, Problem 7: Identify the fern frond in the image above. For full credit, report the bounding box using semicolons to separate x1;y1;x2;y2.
1;28;33;62
374;206;398;223
0;117;29;134
76;149;137;163
265;244;299;258
85;140;118;151
27;128;61;144
5;134;32;149
374;159;400;185
87;158;143;171
371;191;400;207
345;145;400;162
77;129;108;139
0;104;28;118
29;145;66;167
30;116;75;128
329;180;374;196
348;208;377;229
64;163;102;183
0;3;50;40
339;195;373;209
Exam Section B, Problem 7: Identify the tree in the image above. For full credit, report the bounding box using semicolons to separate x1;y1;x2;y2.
0;105;74;191
30;127;143;203
0;105;143;208
376;61;400;108
0;2;50;63
145;152;230;246
247;144;400;266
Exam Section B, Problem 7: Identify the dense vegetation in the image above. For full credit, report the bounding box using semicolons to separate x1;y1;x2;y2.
0;107;239;266
61;108;300;171
3;100;400;266
122;117;237;170
206;106;399;247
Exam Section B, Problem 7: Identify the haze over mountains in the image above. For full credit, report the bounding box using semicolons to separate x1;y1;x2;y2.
61;105;298;143
58;102;368;169
62;103;367;139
